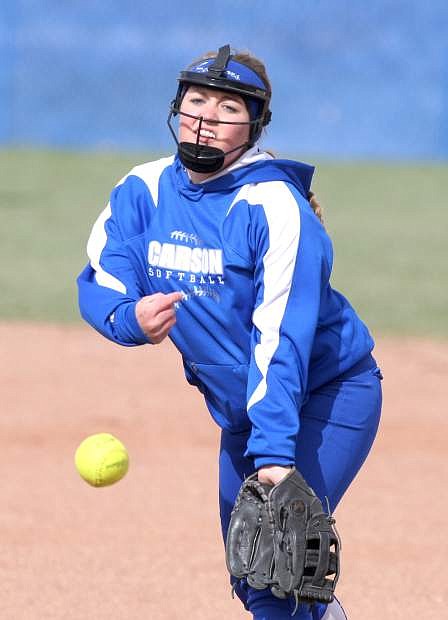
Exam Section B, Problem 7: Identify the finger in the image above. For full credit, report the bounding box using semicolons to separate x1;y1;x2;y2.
137;308;176;338
158;291;184;309
153;307;177;324
141;291;183;312
149;317;176;343
155;313;177;333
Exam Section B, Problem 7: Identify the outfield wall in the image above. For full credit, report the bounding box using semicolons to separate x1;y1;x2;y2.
1;1;447;158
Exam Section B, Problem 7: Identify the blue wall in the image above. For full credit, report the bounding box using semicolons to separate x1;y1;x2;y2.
1;1;447;158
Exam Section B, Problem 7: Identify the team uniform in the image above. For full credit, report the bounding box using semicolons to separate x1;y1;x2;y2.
78;145;382;620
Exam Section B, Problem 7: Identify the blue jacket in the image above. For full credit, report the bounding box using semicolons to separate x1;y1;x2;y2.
77;147;374;469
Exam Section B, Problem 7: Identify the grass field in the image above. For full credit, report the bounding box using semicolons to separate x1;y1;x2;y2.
1;148;447;338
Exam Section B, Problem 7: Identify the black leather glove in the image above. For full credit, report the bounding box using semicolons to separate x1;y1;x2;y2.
226;468;340;610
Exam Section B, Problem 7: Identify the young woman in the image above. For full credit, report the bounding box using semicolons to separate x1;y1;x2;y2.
78;45;383;620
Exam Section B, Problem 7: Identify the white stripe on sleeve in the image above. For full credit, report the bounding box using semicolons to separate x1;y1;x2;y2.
85;156;175;295
131;155;174;206
86;203;127;294
247;181;301;411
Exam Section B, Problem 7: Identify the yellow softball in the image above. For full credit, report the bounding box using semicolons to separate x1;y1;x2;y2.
75;433;129;487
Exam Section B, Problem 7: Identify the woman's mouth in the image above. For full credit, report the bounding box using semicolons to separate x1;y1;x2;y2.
197;129;216;143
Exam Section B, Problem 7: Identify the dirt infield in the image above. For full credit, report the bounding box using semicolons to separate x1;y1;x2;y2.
1;323;447;619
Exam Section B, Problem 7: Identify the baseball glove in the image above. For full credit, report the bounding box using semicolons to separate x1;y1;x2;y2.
225;468;340;610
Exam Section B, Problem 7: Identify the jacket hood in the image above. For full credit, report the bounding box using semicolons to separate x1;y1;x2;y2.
173;146;314;201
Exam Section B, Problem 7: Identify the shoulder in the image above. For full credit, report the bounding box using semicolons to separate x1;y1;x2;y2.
103;155;175;240
229;180;305;219
116;155;175;206
249;179;302;206
128;155;175;189
234;179;328;247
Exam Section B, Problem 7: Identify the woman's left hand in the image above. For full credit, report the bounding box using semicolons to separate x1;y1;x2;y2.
257;465;293;486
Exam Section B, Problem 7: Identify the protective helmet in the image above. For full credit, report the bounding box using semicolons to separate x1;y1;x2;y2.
167;44;272;174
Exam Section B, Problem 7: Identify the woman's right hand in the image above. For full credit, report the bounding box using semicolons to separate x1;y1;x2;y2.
135;292;183;344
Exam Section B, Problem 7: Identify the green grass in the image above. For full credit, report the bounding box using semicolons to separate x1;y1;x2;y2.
1;148;447;338
0;149;152;323
312;163;448;338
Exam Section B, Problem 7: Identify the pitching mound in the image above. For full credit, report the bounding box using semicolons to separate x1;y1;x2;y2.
1;323;446;619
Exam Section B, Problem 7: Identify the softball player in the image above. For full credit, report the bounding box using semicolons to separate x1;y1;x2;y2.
78;45;382;620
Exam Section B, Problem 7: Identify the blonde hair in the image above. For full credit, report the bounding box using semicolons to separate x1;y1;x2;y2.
188;49;324;225
308;191;324;225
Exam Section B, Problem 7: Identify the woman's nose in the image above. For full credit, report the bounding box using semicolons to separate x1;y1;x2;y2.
199;102;219;124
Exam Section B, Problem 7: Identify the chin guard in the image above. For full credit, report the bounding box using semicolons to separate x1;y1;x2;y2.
177;142;225;174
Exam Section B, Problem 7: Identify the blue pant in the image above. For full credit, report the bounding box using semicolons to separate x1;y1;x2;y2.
219;355;383;620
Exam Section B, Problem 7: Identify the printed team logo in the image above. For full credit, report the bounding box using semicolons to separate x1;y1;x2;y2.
147;230;225;301
170;230;201;245
192;61;210;74
224;70;240;81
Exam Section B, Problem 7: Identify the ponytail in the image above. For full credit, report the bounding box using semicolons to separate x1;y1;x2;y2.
307;191;324;226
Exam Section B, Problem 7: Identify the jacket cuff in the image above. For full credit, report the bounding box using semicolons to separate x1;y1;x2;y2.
110;301;151;345
251;455;296;470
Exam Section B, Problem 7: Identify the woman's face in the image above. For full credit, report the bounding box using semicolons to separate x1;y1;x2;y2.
179;86;251;174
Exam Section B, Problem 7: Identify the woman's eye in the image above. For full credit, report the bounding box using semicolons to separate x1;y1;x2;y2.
189;97;204;105
222;104;238;113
